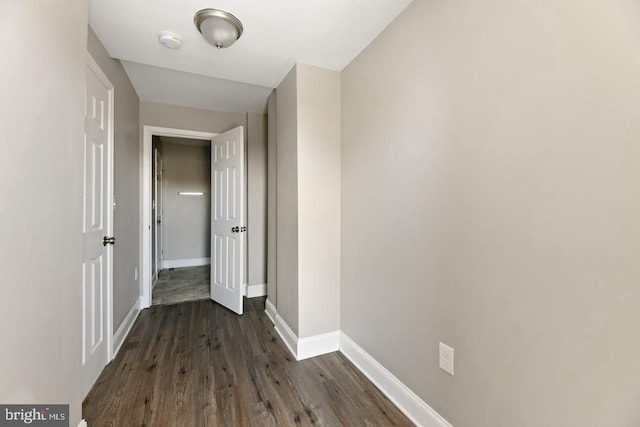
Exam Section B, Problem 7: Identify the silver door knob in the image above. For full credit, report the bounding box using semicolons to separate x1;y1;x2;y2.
103;236;116;246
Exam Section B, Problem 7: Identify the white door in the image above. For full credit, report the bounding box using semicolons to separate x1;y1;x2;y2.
211;126;245;315
154;149;164;275
82;56;113;397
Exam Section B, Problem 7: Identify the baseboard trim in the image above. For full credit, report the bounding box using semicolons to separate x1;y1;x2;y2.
265;298;276;324
274;313;298;359
163;257;210;269
246;283;267;298
339;333;452;427
298;331;340;361
273;314;339;361
112;297;141;359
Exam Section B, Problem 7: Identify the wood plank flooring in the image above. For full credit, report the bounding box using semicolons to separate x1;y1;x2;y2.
83;297;413;426
152;266;210;306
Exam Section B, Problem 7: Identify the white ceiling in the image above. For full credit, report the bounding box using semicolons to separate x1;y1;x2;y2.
89;0;414;113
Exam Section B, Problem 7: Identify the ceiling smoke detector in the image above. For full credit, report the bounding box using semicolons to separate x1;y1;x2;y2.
159;31;182;49
194;8;243;49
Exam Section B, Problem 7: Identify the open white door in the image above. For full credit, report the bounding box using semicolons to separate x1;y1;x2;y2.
82;55;113;397
211;126;245;315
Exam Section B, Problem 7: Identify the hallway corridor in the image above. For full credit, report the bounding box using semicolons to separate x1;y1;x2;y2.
82;298;412;426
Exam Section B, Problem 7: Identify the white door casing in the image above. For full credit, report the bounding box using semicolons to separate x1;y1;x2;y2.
82;54;114;397
141;127;216;308
211;126;245;315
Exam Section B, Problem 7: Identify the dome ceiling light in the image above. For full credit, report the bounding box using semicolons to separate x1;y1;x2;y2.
194;8;243;49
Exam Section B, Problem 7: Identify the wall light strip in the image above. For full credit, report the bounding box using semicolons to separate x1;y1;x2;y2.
178;192;206;196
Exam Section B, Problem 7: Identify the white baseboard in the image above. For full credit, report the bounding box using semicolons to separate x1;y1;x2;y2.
265;298;276;324
298;331;340;361
266;304;450;426
78;419;88;427
162;257;210;269
273;314;339;361
339;333;452;427
112;297;141;359
274;313;298;359
246;283;267;298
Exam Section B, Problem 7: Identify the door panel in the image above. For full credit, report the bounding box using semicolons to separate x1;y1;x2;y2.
211;126;245;315
82;57;112;397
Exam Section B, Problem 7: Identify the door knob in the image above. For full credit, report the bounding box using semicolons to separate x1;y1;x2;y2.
240;226;247;232
103;236;116;246
231;226;240;233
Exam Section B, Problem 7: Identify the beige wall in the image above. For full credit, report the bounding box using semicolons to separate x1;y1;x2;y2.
0;0;88;423
247;113;268;286
275;65;341;338
161;141;211;261
276;66;300;333
140;102;245;135
296;64;341;338
267;91;278;303
88;26;141;331
341;0;640;426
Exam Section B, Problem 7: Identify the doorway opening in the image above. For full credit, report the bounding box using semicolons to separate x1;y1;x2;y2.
142;127;215;309
141;125;247;314
151;136;211;306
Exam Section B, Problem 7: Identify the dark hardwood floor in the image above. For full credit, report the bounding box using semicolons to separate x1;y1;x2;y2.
83;297;413;426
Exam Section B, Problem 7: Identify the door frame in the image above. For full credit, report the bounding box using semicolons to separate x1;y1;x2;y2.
152;147;163;285
140;126;216;308
85;53;114;363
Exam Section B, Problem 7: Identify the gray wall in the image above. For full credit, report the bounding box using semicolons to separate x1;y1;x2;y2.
267;91;278;303
88;26;141;331
276;67;299;333
275;65;341;338
247;113;268;286
0;0;88;423
296;64;341;338
161;141;211;261
341;0;640;426
140;102;245;134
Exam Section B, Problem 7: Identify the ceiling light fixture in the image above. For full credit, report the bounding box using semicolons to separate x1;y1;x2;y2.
194;8;243;49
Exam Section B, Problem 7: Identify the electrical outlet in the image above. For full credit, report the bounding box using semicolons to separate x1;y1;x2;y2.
439;342;454;376
134;268;138;281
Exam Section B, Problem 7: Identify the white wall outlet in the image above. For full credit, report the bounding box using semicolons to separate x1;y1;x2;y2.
439;342;455;376
134;268;138;281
